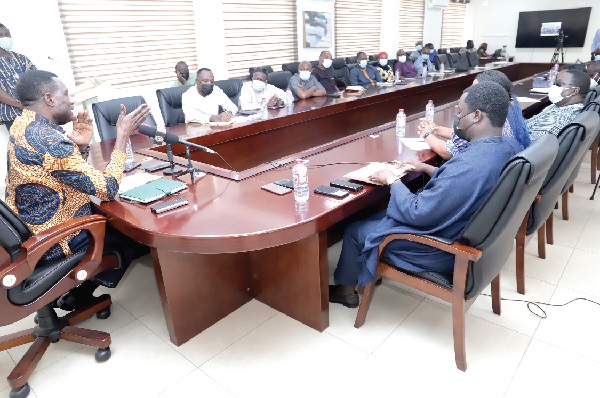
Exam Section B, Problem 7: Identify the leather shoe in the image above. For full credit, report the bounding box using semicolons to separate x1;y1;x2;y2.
329;285;359;308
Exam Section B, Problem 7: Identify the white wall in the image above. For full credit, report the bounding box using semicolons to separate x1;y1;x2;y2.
465;0;599;63
423;5;444;49
380;0;401;57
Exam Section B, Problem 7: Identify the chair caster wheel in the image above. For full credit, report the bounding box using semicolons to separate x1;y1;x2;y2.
9;383;30;398
96;307;111;320
33;315;38;324
95;347;111;362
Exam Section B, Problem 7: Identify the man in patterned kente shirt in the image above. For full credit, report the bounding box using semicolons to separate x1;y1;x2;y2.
5;70;151;310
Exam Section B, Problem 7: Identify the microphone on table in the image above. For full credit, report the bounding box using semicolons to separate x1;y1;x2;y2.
137;125;216;154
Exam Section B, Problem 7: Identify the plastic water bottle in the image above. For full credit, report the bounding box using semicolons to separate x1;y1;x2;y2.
292;159;309;203
440;61;445;73
395;109;406;138
395;70;400;82
421;63;428;78
285;88;294;106
501;45;507;59
260;98;268;120
124;138;136;169
425;100;435;122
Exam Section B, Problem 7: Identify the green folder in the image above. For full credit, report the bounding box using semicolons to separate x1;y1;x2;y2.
119;178;187;203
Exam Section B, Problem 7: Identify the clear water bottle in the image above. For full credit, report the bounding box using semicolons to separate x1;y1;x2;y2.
285;88;294;106
501;45;507;59
395;70;400;82
421;63;428;78
292;159;309;203
395;108;406;138
124;138;136;170
425;100;435;122
260;98;268;120
440;61;445;73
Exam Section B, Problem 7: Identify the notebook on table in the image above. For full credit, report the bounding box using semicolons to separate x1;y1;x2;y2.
119;178;188;203
344;162;415;185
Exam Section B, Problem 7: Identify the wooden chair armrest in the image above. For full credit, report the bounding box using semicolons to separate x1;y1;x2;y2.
378;233;482;262
0;215;106;289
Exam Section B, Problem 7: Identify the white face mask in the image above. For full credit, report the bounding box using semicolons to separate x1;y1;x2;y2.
299;70;311;81
252;80;266;92
322;59;332;68
398;55;406;63
379;59;388;67
590;78;598;90
595;55;600;61
359;60;368;69
548;84;567;104
0;37;13;52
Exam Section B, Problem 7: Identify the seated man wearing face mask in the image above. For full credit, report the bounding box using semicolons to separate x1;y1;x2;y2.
311;50;338;94
289;61;326;100
394;49;418;78
409;40;424;62
348;52;383;87
374;52;395;83
527;69;589;141
414;47;435;76
239;68;285;111
586;61;600;89
172;61;196;87
182;67;238;123
329;82;521;307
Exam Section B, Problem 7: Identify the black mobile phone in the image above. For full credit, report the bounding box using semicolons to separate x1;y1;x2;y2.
314;185;350;198
330;179;364;192
149;197;189;214
141;160;171;172
274;178;294;189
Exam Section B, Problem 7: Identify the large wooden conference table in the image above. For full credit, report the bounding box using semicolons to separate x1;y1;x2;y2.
91;63;551;346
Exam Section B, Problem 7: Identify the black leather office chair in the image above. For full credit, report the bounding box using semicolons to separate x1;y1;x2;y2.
310;60;319;69
248;65;273;80
466;51;479;67
355;134;558;371
583;100;600;187
583;88;599;107
442;53;455;68
438;48;448;54
92;96;156;141
282;62;300;75
0;200;120;398
267;71;292;91
368;54;379;61
332;58;349;89
448;53;468;71
456;52;472;70
345;56;357;65
434;54;449;70
156;85;192;127
449;47;461;53
515;111;600;294
214;79;243;107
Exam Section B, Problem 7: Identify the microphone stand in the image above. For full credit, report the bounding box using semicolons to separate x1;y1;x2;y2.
176;145;204;185
162;144;183;175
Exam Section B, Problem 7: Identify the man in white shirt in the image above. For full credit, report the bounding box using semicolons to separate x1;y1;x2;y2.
182;68;237;123
238;69;285;111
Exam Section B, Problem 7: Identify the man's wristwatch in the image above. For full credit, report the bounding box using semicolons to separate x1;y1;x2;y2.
423;131;432;140
386;176;400;186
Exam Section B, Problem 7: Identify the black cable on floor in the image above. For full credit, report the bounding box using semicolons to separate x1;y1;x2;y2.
481;294;600;319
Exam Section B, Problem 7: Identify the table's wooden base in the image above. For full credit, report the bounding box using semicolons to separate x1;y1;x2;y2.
151;231;329;346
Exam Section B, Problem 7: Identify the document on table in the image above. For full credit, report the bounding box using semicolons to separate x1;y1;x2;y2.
399;138;431;151
516;96;540;103
344;162;415;185
118;172;161;194
529;87;550;94
208;114;261;126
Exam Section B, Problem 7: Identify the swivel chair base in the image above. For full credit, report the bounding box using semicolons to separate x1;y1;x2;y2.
0;294;112;398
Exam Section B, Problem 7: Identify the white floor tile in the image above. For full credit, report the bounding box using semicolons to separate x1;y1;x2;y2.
547;212;587;247
0;352;14;392
139;299;277;366
0;386;38;398
558;249;600;296
576;218;600;254
159;369;235;398
372;299;530;396
27;320;195;398
201;313;368;398
534;287;600;362
504;339;600;397
326;284;422;353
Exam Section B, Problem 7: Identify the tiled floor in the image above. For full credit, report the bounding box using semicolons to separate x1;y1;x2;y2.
2;155;600;398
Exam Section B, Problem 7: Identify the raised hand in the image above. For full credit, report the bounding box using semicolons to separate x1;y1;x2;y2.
67;111;93;146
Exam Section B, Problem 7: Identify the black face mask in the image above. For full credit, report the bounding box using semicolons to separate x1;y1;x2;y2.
201;83;214;96
181;70;190;80
453;111;476;141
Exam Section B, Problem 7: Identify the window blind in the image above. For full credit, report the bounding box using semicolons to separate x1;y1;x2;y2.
57;0;197;89
440;1;468;49
335;0;383;58
222;0;297;78
397;0;424;52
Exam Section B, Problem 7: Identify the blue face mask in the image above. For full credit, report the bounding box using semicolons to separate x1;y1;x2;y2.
416;45;423;51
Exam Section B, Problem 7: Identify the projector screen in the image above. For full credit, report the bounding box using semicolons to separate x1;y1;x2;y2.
515;7;591;48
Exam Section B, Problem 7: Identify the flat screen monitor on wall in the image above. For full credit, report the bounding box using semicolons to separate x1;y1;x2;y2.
515;7;591;48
